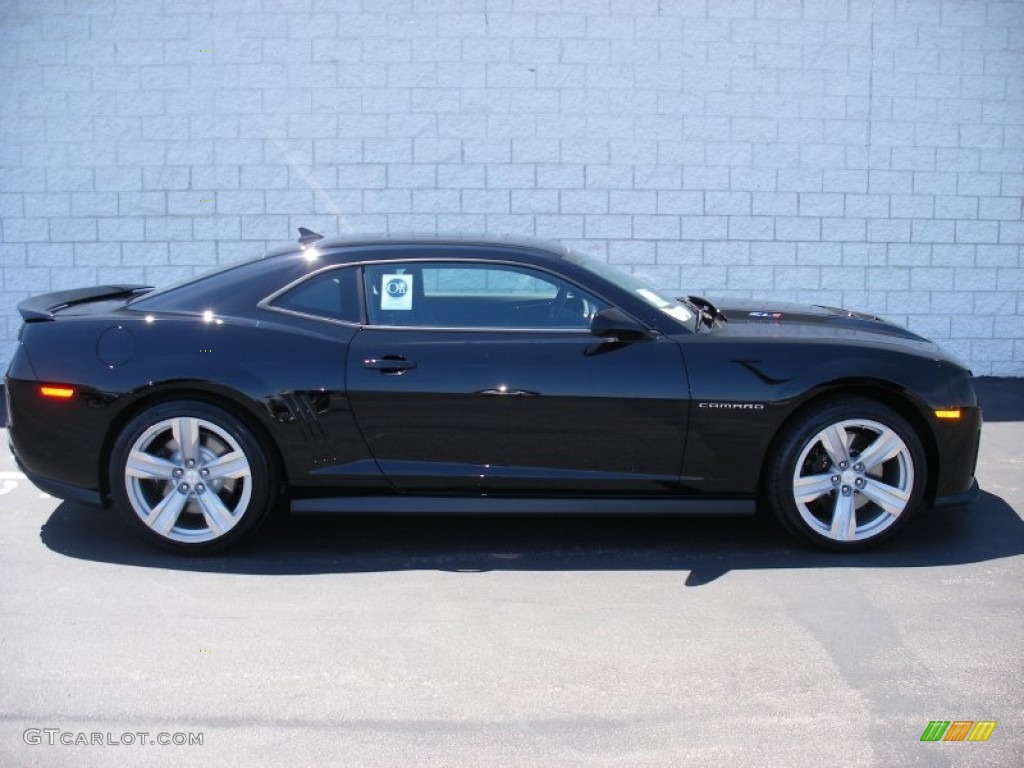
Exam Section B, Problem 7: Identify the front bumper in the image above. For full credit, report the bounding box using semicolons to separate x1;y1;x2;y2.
932;478;980;508
931;403;983;500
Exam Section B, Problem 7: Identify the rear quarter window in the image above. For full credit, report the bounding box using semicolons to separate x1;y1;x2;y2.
268;267;361;324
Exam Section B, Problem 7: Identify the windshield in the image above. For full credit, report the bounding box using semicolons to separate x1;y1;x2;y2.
565;252;695;325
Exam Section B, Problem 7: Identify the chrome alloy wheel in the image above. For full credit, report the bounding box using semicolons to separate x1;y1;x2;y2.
124;416;253;543
791;418;915;543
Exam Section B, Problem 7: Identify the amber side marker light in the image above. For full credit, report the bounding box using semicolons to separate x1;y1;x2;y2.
934;409;962;419
40;386;75;399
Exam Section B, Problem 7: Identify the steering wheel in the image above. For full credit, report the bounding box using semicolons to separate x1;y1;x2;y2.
548;286;590;328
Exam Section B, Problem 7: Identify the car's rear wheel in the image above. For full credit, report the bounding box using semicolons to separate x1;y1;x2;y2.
767;398;926;551
109;400;276;554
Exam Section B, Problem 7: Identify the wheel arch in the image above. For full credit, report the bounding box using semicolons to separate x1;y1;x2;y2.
758;378;939;506
99;382;288;503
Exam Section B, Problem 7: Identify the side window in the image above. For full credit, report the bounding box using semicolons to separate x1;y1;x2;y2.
363;262;608;329
269;267;361;323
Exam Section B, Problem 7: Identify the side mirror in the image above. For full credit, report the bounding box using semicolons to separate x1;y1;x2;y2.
590;308;652;342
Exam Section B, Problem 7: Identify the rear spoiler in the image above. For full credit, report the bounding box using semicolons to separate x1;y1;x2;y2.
17;284;152;322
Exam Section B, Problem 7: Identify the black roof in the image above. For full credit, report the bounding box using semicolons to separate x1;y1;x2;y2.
264;231;570;259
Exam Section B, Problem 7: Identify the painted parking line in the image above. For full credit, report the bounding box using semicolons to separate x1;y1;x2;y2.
0;470;27;495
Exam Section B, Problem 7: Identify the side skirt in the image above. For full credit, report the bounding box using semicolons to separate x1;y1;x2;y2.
291;496;755;516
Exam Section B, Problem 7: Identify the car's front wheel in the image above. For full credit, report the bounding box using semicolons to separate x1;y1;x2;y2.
109;400;276;554
767;398;927;551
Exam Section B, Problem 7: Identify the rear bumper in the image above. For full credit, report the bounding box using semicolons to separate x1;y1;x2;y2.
12;449;105;507
5;376;112;494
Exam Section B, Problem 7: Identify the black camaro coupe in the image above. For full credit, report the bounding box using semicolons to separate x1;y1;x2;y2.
6;231;981;554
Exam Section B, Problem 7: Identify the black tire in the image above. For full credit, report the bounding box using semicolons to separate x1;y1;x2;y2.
766;397;927;552
109;400;277;554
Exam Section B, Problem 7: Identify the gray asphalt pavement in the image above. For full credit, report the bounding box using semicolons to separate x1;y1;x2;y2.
1;381;1022;767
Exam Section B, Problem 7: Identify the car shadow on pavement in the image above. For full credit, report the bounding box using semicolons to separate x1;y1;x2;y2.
39;489;1024;586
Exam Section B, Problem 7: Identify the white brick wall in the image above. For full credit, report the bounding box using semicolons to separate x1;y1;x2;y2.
1;0;1022;374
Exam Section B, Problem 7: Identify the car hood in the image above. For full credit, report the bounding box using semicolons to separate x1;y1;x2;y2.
701;297;951;351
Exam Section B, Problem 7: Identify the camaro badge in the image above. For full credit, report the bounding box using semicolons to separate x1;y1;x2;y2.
698;402;766;410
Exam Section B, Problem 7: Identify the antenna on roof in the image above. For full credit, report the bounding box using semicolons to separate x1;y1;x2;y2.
297;227;324;247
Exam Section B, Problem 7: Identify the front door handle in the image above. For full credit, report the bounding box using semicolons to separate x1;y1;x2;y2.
363;356;417;374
